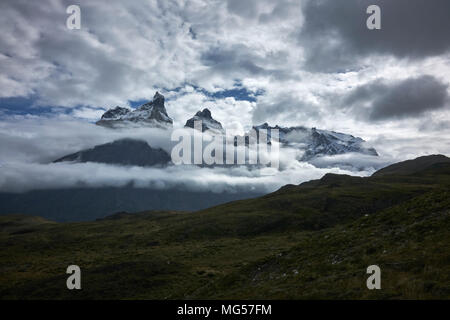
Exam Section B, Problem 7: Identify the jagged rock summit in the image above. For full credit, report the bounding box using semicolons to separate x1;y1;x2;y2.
184;108;224;133
251;123;378;160
96;92;173;128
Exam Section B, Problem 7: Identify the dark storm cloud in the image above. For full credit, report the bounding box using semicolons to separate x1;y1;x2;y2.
252;93;321;125
226;0;259;19
343;75;449;121
202;46;266;75
299;0;450;72
201;45;292;80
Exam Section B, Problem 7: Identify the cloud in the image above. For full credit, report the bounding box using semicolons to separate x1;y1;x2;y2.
0;115;385;193
226;0;259;19
299;0;450;72
0;115;173;163
0;154;377;194
342;75;449;121
71;107;107;121
252;91;322;126
308;153;392;171
201;45;268;76
0;0;200;107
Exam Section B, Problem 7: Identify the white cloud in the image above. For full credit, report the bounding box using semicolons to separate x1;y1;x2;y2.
71;107;107;121
1;149;380;193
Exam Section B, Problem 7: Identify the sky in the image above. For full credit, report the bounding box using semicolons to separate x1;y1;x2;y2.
0;0;449;193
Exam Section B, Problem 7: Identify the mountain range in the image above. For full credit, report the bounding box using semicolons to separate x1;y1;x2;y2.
56;92;378;167
251;123;378;161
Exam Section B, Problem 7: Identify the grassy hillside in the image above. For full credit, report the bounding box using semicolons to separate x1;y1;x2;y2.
1;156;449;299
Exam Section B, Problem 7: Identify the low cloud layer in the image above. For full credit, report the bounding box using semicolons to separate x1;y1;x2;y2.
1;116;448;194
0;160;372;194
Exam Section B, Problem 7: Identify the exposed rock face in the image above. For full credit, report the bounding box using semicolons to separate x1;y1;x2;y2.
54;138;171;167
184;108;224;133
100;106;130;120
96;92;173;128
251;123;378;160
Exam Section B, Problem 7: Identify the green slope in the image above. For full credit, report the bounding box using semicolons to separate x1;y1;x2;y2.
0;155;449;299
372;154;450;176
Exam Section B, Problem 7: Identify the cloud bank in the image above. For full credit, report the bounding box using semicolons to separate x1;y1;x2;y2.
1;116;448;194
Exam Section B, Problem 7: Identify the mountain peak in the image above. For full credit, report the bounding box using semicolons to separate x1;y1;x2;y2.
100;106;130;120
153;92;165;106
254;122;270;130
185;108;224;133
96;92;173;128
195;108;212;119
251;123;378;160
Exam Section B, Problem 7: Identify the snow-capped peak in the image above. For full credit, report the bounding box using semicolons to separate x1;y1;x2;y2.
96;92;173;129
251;123;378;160
185;108;224;133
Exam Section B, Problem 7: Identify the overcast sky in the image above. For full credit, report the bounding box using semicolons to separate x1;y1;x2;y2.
0;0;449;192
